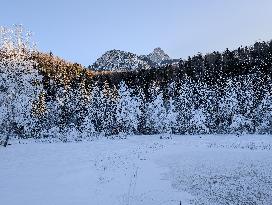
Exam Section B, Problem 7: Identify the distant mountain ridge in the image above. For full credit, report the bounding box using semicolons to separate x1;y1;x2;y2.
90;48;179;71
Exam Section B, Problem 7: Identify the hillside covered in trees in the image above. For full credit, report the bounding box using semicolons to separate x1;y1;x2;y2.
1;25;272;145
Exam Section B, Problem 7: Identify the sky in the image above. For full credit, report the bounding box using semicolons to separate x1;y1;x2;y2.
1;0;272;66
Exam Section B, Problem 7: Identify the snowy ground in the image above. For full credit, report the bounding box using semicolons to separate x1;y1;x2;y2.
1;135;272;205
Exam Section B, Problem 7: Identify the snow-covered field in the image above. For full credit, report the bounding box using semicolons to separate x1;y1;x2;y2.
1;135;272;205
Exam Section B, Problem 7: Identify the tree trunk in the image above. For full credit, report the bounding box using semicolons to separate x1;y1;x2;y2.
3;135;9;147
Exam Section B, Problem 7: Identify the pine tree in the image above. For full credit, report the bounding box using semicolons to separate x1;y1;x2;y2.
146;90;167;134
80;113;96;139
0;52;43;144
89;83;104;134
164;96;178;134
189;107;209;134
218;79;239;133
101;81;118;136
175;77;194;134
231;76;255;134
255;92;272;134
116;81;141;135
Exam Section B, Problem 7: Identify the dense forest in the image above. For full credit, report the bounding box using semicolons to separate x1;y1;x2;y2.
1;25;272;144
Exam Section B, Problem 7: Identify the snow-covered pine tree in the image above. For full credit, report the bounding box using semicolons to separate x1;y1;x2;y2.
101;81;118;136
230;76;255;134
164;96;178;134
116;81;141;135
62;123;82;142
89;81;117;136
136;87;147;134
240;75;255;133
230;114;253;135
79;82;96;139
164;82;178;134
199;84;219;134
0;25;43;145
64;81;91;140
145;86;167;134
40;85;65;139
80;112;96;139
31;91;48;136
175;77;194;134
89;83;104;134
218;78;239;133
255;90;272;134
189;107;209;135
54;86;71;130
73;81;90;129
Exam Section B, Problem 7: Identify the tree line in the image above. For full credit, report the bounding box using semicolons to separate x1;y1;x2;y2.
1;25;272;145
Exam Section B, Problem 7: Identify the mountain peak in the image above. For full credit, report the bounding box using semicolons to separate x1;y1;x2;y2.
147;47;170;65
91;49;151;71
90;47;173;71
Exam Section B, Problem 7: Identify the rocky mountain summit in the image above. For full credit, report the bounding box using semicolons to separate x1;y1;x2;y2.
90;48;177;71
90;50;151;71
146;47;170;65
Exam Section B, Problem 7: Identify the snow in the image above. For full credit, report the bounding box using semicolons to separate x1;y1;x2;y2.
1;134;272;205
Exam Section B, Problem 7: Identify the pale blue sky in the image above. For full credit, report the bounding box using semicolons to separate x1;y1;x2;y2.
1;0;272;66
